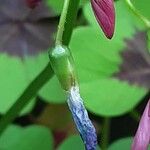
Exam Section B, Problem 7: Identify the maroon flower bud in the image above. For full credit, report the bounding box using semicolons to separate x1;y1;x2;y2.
26;0;41;9
91;0;115;39
132;100;150;150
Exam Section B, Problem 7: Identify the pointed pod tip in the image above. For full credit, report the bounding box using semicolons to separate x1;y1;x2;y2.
132;100;150;150
106;33;114;39
91;0;115;39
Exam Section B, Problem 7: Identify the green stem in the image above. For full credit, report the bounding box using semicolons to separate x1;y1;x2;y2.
0;0;80;135
56;0;80;46
0;64;53;135
51;0;80;90
53;0;80;90
125;0;150;28
101;118;110;150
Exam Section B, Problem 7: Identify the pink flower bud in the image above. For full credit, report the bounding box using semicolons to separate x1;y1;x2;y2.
91;0;115;39
132;100;150;150
26;0;41;9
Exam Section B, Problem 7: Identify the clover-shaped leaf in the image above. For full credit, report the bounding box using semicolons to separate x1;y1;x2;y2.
0;0;55;113
114;31;150;89
0;125;53;150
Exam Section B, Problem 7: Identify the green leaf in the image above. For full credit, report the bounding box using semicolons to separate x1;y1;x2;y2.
0;54;35;114
58;135;100;150
0;51;55;114
0;125;22;149
0;125;53;150
39;76;65;103
108;137;132;150
42;28;147;116
70;27;122;83
70;27;147;116
39;0;148;116
58;135;84;150
132;0;150;20
80;78;146;116
108;137;150;150
114;31;150;89
22;52;65;104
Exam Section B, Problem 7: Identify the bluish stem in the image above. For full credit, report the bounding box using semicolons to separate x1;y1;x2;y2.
67;86;97;150
51;0;98;149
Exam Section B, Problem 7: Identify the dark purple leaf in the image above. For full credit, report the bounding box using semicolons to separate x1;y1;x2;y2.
26;0;42;9
0;0;56;57
114;31;150;89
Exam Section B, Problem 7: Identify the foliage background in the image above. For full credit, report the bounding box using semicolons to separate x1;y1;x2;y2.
0;0;150;149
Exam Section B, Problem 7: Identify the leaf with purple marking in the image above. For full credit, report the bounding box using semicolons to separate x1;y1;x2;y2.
0;0;55;114
0;0;56;57
114;31;150;89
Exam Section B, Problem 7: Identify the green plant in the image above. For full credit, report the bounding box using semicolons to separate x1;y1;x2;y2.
0;0;150;149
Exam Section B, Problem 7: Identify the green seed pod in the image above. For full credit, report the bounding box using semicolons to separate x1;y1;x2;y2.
49;45;78;91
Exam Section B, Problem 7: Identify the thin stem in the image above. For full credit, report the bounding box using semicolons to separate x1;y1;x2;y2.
101;118;111;150
55;0;70;45
125;0;150;28
56;0;80;46
0;64;53;135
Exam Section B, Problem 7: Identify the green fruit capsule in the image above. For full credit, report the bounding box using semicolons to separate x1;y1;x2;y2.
49;45;78;91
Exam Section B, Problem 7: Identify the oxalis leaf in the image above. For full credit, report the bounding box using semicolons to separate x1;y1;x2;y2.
0;0;56;113
70;27;148;116
114;31;150;89
0;54;35;114
0;125;53;150
0;0;55;57
108;137;132;150
108;137;150;150
40;0;148;116
43;27;147;116
57;135;85;150
57;135;100;150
